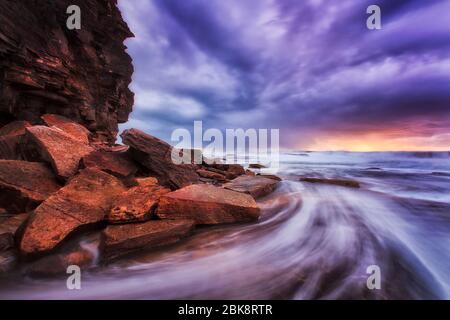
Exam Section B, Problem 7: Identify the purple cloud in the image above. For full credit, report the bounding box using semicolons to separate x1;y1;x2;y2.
118;0;450;150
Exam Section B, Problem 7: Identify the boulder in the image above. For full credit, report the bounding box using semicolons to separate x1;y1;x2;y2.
300;177;360;188
156;184;260;225
0;121;31;160
0;160;61;213
102;219;195;261
203;164;246;180
0;214;29;251
196;169;227;182
108;179;170;224
81;150;138;180
19;168;126;257
121;129;199;189
24;126;94;180
257;173;282;181
223;175;279;199
249;163;266;169
24;234;100;276
41;114;91;143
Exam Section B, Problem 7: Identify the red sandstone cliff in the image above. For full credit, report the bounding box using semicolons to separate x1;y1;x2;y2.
0;0;134;143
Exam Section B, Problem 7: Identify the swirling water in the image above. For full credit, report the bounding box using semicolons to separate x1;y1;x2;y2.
1;152;450;299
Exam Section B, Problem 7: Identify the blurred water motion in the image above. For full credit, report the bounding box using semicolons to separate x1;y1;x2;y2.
1;152;450;299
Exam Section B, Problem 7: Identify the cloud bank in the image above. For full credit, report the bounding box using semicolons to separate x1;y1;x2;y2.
118;0;450;151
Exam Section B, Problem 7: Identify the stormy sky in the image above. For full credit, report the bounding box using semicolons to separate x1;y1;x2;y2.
118;0;450;151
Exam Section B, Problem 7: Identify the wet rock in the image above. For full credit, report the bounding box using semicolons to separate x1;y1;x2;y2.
24;234;100;277
0;250;17;273
102;219;195;262
25;247;95;277
256;173;282;181
19;168;126;257
108;179;170;224
246;170;256;176
156;184;260;225
249;164;267;169
0;121;31;160
0;160;60;213
0;0;134;144
197;169;227;182
0;214;29;251
223;176;279;199
24;126;94;180
81;150;138;180
41;114;91;143
205;163;246;180
121;129;199;189
300;177;360;188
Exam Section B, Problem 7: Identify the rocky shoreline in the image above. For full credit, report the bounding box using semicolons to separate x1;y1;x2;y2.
0;0;281;276
0;116;280;275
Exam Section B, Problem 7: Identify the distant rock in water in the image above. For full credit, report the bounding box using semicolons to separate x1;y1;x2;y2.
0;0;134;143
300;177;360;188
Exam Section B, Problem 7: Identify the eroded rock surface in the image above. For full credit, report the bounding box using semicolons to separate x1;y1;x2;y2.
157;184;260;225
223;175;279;199
102;219;195;261
0;0;134;143
20;168;126;257
122;129;199;189
0;160;60;213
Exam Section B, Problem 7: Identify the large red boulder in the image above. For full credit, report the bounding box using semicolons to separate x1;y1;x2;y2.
102;219;195;261
0;160;61;213
41;114;91;143
24;126;94;180
121;129;199;189
108;178;170;224
223;175;279;199
19;168;126;257
81;149;138;180
156;184;260;225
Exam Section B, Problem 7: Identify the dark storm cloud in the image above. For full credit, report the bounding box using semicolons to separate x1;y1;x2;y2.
118;0;450;148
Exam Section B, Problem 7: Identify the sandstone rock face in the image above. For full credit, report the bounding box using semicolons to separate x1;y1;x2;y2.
81;150;138;180
20;168;126;257
108;180;170;224
24;126;94;180
0;0;134;143
157;184;260;225
223;176;279;199
102;219;195;261
41;114;91;143
0;160;60;213
0;121;31;160
122;129;199;189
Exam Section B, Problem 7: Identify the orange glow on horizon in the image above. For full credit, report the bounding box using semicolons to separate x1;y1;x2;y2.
304;132;450;152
